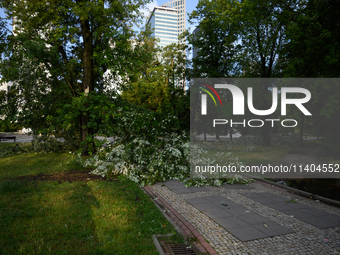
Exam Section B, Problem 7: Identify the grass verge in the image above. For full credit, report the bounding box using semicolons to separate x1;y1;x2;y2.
0;152;83;179
0;177;182;254
203;143;293;165
0;150;183;254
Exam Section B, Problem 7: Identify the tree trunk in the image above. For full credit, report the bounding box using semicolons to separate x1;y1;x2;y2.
80;12;94;155
262;120;270;146
216;126;220;141
300;113;305;139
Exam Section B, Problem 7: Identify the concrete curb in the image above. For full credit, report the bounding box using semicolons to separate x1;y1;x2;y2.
152;234;168;255
143;185;218;255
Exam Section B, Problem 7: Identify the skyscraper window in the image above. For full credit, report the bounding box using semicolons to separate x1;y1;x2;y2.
146;0;186;47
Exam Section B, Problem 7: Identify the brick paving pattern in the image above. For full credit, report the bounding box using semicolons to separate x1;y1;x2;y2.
149;180;340;254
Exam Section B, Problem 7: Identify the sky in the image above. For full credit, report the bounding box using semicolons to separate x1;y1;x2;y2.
0;8;11;32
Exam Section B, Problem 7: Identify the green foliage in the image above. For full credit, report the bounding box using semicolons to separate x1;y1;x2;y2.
75;107;251;186
0;120;22;132
0;0;151;155
76;108;189;186
187;0;339;154
0;135;80;157
31;135;80;153
121;30;190;131
0;143;31;157
186;0;240;78
283;0;340;78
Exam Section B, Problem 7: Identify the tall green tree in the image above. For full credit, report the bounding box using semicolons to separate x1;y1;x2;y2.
282;0;340;155
0;0;149;154
188;0;293;145
186;0;240;78
283;0;340;78
121;32;189;130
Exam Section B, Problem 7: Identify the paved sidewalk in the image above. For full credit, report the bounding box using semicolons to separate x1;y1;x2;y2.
146;180;340;254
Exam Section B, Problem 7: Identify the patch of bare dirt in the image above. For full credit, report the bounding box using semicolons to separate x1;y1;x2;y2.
10;170;107;183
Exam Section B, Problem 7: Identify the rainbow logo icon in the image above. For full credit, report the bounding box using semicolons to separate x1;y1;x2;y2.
198;82;222;106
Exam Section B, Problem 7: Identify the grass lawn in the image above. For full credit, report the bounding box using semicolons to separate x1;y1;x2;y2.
226;145;293;165
0;151;83;179
202;142;293;165
0;149;182;255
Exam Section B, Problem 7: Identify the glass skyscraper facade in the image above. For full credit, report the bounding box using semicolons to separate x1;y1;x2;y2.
146;0;186;47
163;0;186;44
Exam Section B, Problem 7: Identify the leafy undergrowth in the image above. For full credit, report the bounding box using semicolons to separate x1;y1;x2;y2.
0;176;181;255
0;143;32;149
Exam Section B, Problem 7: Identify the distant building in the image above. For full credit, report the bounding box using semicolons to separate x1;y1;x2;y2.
192;27;200;59
146;6;178;48
146;0;186;47
162;0;186;45
146;1;186;88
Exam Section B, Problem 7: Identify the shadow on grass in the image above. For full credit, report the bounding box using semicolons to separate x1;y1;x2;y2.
0;178;178;255
0;179;101;254
0;153;83;179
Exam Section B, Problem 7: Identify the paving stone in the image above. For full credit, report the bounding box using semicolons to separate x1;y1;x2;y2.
209;199;242;208
253;222;294;237
227;207;256;216
242;193;264;199
248;197;280;204
186;197;210;204
286;202;313;210
193;202;222;211
243;192;340;229
151;181;340;254
260;193;281;199
164;180;209;194
214;201;243;210
214;216;249;229
227;225;268;242
163;180;179;185
266;197;289;203
237;213;269;225
268;203;293;211
204;209;234;219
324;214;340;224
279;209;315;218
302;208;338;218
302;217;340;228
170;188;192;194
221;184;254;189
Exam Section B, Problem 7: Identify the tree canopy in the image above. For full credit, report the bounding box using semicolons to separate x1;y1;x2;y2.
187;0;340;154
0;0;151;154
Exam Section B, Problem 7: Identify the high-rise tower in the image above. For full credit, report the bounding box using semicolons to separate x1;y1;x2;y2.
146;0;186;47
162;0;186;44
